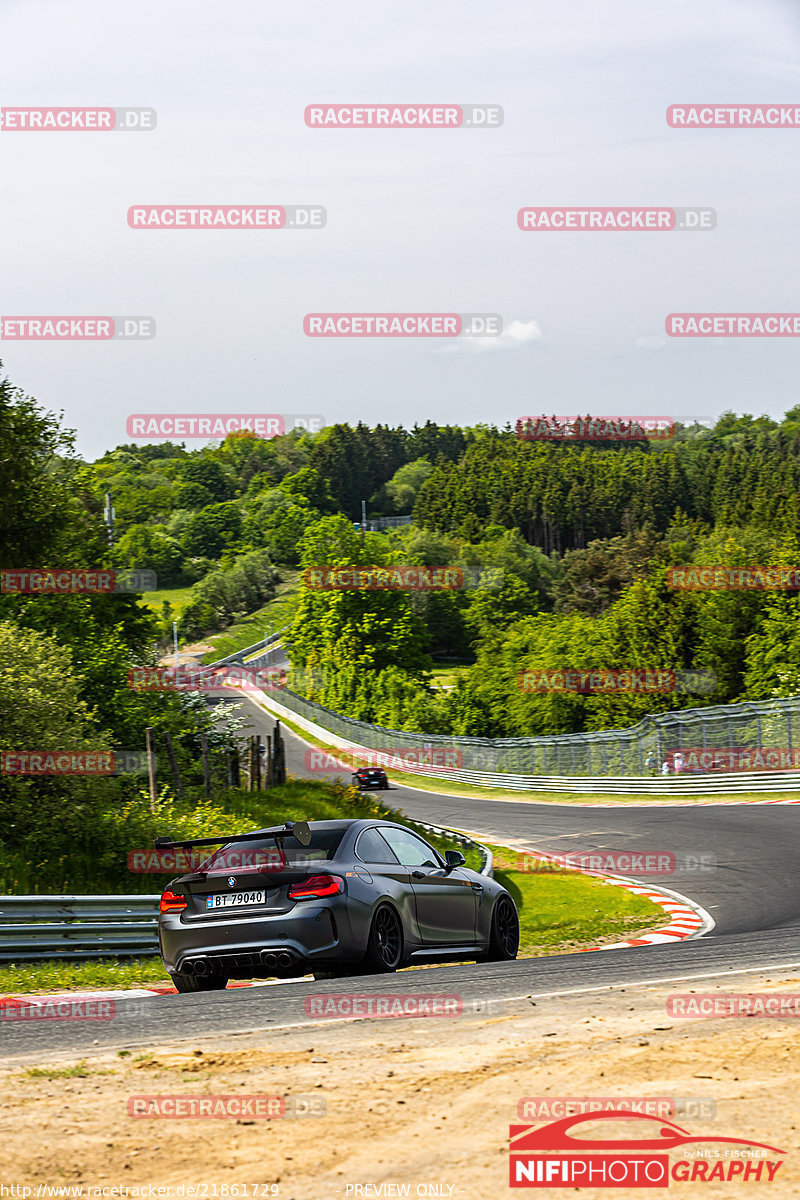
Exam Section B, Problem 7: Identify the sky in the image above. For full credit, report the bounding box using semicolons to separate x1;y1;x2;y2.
1;0;799;459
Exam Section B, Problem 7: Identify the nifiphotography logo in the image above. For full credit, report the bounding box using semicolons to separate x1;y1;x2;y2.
508;1111;785;1187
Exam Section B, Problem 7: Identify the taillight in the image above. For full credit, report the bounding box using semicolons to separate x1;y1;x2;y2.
160;888;188;913
288;875;344;900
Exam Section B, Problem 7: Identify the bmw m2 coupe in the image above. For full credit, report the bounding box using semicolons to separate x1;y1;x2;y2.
156;818;519;991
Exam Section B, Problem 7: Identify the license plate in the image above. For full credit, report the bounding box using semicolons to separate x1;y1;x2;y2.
205;890;265;910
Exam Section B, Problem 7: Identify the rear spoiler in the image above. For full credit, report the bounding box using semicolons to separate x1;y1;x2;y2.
154;820;311;851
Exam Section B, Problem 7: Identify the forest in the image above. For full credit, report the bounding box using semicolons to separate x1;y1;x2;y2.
3;359;800;887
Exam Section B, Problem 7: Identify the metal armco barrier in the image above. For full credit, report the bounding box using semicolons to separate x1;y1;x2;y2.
413;821;493;876
211;637;800;793
0;895;161;962
385;768;800;795
0;832;489;962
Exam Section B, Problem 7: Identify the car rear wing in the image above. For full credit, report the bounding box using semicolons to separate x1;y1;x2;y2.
154;820;311;850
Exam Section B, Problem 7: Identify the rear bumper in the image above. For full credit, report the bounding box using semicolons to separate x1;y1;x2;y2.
159;901;353;976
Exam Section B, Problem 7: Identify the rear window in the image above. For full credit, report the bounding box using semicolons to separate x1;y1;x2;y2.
201;828;345;874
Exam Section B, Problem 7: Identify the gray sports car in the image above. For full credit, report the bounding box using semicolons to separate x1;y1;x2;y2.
156;818;519;991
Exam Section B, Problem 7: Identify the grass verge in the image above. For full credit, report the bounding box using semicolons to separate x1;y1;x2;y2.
0;957;170;995
140;587;194;619
485;842;662;955
201;572;299;663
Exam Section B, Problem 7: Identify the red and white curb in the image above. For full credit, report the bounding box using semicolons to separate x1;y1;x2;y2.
514;846;715;950
0;977;312;1010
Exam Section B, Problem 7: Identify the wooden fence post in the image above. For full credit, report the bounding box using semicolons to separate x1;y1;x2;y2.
201;733;211;797
145;727;158;813
163;733;183;799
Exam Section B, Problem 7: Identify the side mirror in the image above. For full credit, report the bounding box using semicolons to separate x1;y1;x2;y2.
445;850;466;871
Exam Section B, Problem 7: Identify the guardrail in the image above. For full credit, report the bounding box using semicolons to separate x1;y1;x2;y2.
395;768;800;795
212;629;285;669
413;821;493;877
247;686;800;795
0;895;160;962
212;638;800;792
0;822;491;961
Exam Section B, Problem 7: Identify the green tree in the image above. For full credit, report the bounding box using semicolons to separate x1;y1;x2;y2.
182;503;243;558
0;364;97;566
178;458;235;502
112;524;184;584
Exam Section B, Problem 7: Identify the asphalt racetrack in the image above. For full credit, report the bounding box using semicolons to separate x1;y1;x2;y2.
5;692;800;1060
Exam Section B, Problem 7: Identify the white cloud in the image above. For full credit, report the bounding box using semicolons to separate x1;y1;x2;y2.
436;318;544;355
634;333;668;350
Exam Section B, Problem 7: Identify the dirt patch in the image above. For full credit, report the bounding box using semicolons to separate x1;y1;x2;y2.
2;971;799;1198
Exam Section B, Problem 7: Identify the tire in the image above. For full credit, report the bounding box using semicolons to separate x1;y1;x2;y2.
380;782;389;790
169;971;228;993
362;904;403;973
486;895;519;961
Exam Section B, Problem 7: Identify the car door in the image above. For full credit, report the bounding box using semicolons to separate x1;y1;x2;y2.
379;827;477;945
353;826;420;941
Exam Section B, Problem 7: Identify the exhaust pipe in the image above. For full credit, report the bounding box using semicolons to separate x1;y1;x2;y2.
191;958;208;976
277;952;292;968
262;952;277;968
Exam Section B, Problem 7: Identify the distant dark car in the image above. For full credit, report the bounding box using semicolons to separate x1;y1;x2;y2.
352;766;389;790
156;818;519;992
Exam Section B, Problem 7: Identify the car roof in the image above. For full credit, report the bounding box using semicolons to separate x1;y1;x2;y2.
240;818;422;839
